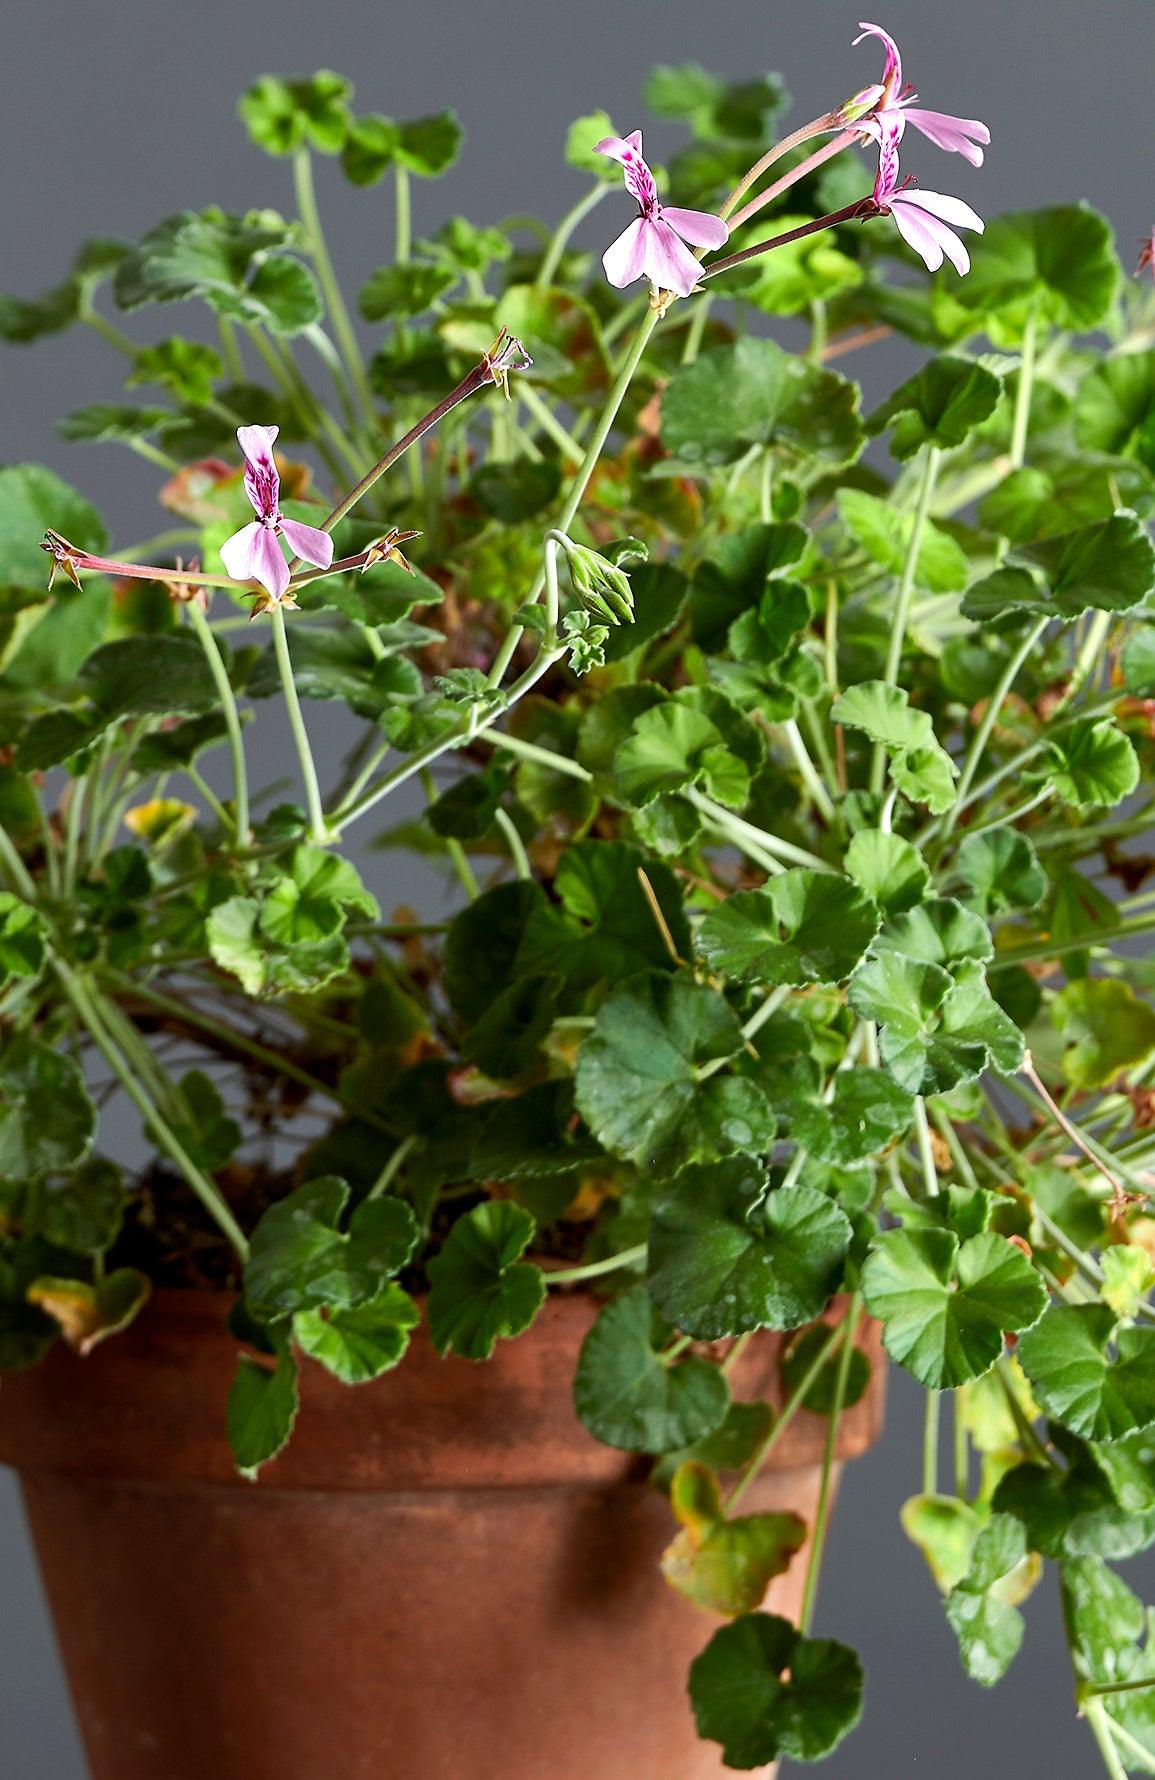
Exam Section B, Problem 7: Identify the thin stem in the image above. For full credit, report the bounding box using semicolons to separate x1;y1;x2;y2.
870;445;940;792
186;600;249;842
800;1295;863;1633
0;819;37;898
394;164;412;263
913;1098;941;1199
686;791;834;873
923;1390;940;1496
702;200;876;283
217;316;244;380
742;983;793;1044
953;1395;970;1499
782;719;836;824
726;1321;846;1513
494;807;531;881
1009;303;1038;471
995;1358;1058;1469
80;304;137;356
517;382;584;462
720;114;845;220
269;601;328;842
536;182;609;288
293;146;376;427
545;1243;647;1286
1084;1703;1136;1780
57;965;248;1258
941;616;1049;837
366;1135;417;1201
480;728;591;781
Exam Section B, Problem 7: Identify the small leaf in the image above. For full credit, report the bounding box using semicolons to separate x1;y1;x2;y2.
662;1461;806;1615
0;893;47;988
870;356;1003;460
27;1268;150;1355
861;1228;1047;1389
564;111;621;178
901;1493;984;1592
426;1200;546;1360
573;1287;730;1453
792;1068;914;1164
0;1036;95;1177
647;1162;851;1340
1018;1304;1155;1443
359;260;456;321
697;871;879;988
238;71;352;155
227;1347;300;1480
844;829;930;916
1040;719;1139;808
689;1612;864;1768
1052;978;1155;1090
955;830;1047;917
293;1283;420;1383
394;110;464;177
943;1514;1030;1685
838;488;970;594
244;1176;419;1322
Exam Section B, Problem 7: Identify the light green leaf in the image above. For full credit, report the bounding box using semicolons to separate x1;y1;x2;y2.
244;1176;419;1322
944;1514;1030;1685
697;872;879;988
955;830;1047;917
1040;719;1139;808
293;1283;420;1383
870;356;1003;460
426;1200;546;1360
662;1461;806;1614
227;1348;300;1480
0;1036;95;1177
1052;978;1155;1090
1018;1304;1155;1442
844;829;931;915
0;894;47;988
947;204;1121;347
238;71;352;155
838;488;970;594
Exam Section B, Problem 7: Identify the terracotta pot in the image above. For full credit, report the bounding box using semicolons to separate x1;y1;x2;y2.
0;1289;885;1780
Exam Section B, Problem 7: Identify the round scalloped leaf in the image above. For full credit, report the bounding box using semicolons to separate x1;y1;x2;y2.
426;1200;546;1361
697;871;879;988
869;355;1003;460
861;1228;1047;1389
515;839;690;989
1018;1305;1155;1443
647;1162;851;1340
955;830;1047;917
661;338;864;469
844;829;930;916
689;1612;864;1768
948;204;1121;348
0;1036;95;1178
792;1068;914;1164
238;71;352;156
1052;978;1155;1090
1041;719;1139;809
293;1283;420;1383
573;1287;730;1454
872;896;993;970
1075;351;1155;473
943;1514;1029;1686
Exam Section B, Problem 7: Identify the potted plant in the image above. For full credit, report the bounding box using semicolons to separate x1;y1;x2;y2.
2;19;1155;1777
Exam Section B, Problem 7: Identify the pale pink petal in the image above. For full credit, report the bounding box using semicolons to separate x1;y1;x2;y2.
595;131;644;167
235;424;280;522
897;188;984;233
641;218;704;299
250;526;291;600
219;521;266;582
853;21;903;94
602;218;649;288
873;115;904;205
889;203;948;272
280;518;334;570
661;206;730;251
903;106;990;167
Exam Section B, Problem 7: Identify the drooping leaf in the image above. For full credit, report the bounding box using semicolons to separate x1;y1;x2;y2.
1052;978;1155;1090
1040;719;1139;809
26;1268;150;1355
943;1514;1030;1685
227;1347;300;1480
662;1461;806;1615
870;356;1003;460
573;1287;730;1453
689;1612;864;1768
293;1283;420;1383
426;1200;546;1360
1018;1304;1155;1443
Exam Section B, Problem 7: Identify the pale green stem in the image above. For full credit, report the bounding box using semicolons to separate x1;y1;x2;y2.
929;1105;981;1192
217;315;244;380
536;182;609;289
941;616;1050;837
366;1135;417;1201
517;382;584;461
494;807;532;881
1084;1704;1138;1780
870;446;940;793
269;602;328;842
741;983;793;1044
481;728;591;781
128;436;180;473
686;791;834;872
293;146;376;427
801;1293;865;1634
186;599;250;843
57;964;248;1258
782;719;836;824
80;304;137;356
681;295;713;365
486;308;661;688
546;1243;647;1287
923;1391;941;1497
62;775;87;896
1054;609;1114;716
394;164;412;262
0;818;37;899
913;1097;941;1199
951;784;1051;844
758;448;774;521
726;1321;846;1512
1009;304;1038;470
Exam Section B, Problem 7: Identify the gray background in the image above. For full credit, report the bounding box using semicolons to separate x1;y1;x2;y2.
2;0;1153;1772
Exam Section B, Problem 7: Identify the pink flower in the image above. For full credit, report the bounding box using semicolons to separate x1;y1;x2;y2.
851;22;990;168
218;425;333;602
596;130;729;299
872;120;983;275
1137;233;1155;280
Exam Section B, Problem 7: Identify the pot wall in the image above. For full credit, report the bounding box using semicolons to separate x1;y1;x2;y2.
0;1290;885;1780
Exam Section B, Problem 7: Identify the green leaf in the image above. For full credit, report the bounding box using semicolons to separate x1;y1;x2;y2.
647;1163;851;1340
661;338;864;468
114;209;321;335
238;71;352;155
955;829;1047;917
611;700;749;809
79;635;216;717
244;1176;419;1322
57;403;176;444
293;1283;420;1383
127;337;224;404
574;975;775;1172
340;114;402;184
849;950;1023;1094
171;1070;240;1173
517;839;690;990
662;1462;806;1614
443;881;548;1023
206;895;266;995
869;356;1003;460
831;680;951;764
652;1401;776;1488
389;109;463;175
690;522;808;652
1018;1304;1155;1442
947;204;1121;347
963;513;1155;623
861;1228;1047;1389
1075;350;1155;472
1052;978;1155;1090
837;488;970;593
469;460;561;523
901;1493;984;1591
1122;627;1155;697
844;829;931;916
27;1268;150;1355
426;1200;546;1360
0;238;128;344
1041;719;1139;808
792;1068;914;1164
739;214;864;318
0;1036;95;1177
689;1612;864;1767
782;1323;871;1410
0;463;107;588
943;1514;1029;1685
697;872;879;988
573;1287;730;1453
564;111;621;178
0;893;47;987
227;1348;300;1480
359;261;457;321
25;1158;126;1256
873;896;993;970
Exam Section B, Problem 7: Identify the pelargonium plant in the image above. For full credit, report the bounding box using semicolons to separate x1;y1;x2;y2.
4;19;1155;1771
